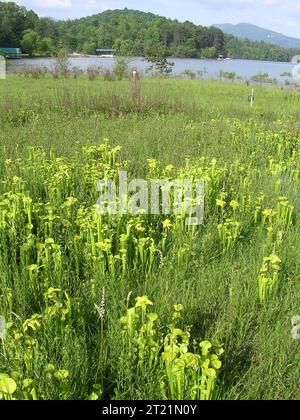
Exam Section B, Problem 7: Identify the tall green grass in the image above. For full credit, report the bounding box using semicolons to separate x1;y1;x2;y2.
1;75;300;400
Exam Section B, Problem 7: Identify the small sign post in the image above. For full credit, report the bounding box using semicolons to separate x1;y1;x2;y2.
249;89;255;108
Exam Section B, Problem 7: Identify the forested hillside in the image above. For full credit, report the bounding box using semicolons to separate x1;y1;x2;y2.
0;2;298;61
54;9;225;58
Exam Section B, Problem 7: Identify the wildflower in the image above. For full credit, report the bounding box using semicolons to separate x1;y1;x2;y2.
95;240;111;253
147;159;158;170
278;197;289;206
45;364;56;373
62;197;78;207
135;296;153;310
269;254;281;270
23;314;42;333
135;223;145;232
164;165;174;173
0;374;17;397
54;370;69;381
163;219;173;230
230;200;239;211
262;208;275;219
95;288;105;320
216;199;226;208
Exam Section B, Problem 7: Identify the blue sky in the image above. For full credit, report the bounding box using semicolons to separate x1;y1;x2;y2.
12;0;300;38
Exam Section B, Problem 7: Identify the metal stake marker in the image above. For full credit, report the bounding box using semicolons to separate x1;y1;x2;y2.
250;89;254;108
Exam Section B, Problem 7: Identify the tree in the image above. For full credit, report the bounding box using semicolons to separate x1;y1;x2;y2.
211;27;225;54
113;57;130;80
225;34;290;62
0;1;38;47
35;17;59;41
39;37;54;56
54;48;70;76
201;47;217;58
82;41;96;55
21;29;40;56
144;45;174;76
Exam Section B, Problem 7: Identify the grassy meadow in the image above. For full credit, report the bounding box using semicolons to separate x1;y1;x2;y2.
1;74;300;400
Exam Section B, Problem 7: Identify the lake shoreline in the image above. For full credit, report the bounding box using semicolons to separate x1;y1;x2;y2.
6;56;297;86
6;55;294;65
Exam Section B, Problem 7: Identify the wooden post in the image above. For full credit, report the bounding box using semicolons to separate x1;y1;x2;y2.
131;70;140;106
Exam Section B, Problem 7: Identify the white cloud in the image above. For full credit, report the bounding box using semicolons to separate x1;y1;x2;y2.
34;0;72;8
15;0;73;10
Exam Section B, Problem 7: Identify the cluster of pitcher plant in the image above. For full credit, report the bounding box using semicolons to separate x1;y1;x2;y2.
0;117;298;399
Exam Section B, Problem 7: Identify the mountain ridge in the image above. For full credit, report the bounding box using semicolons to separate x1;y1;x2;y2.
214;23;300;49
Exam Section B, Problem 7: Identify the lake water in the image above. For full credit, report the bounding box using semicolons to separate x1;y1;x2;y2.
8;56;296;82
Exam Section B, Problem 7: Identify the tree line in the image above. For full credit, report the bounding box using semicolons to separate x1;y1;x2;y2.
0;2;299;62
